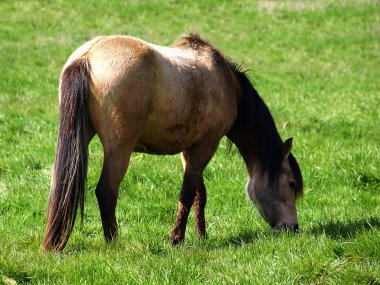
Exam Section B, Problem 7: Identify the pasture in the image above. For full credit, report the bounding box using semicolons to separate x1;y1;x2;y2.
0;0;379;284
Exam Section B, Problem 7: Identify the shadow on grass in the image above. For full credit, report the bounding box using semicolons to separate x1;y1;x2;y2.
213;217;380;248
214;229;276;248
309;217;380;239
1;271;32;284
354;173;380;193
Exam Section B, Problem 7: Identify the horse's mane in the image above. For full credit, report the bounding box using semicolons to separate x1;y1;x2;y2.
227;65;303;197
176;32;226;65
227;70;283;178
177;32;213;49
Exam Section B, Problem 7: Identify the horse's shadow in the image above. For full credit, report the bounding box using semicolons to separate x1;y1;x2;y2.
308;216;380;239
216;217;380;248
216;230;264;248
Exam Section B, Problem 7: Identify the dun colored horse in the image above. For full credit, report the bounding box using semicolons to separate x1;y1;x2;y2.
43;33;303;252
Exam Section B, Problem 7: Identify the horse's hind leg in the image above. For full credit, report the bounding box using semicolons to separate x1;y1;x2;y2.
95;145;133;242
170;142;219;245
94;121;144;241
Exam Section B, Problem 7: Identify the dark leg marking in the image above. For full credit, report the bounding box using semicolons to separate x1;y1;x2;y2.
95;169;119;242
170;173;200;245
194;178;207;237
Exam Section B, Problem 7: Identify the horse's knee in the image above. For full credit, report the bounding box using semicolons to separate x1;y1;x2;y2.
178;172;202;206
195;180;206;206
170;173;206;244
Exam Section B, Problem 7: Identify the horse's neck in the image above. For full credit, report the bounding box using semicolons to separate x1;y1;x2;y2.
226;72;283;177
229;131;282;178
228;133;262;176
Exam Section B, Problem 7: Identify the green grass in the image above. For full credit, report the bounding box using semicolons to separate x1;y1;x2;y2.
1;0;379;284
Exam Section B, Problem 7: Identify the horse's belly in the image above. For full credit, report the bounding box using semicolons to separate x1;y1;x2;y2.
136;119;207;155
133;142;186;155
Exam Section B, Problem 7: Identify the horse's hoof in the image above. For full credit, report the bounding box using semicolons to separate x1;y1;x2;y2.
170;239;182;246
170;233;184;246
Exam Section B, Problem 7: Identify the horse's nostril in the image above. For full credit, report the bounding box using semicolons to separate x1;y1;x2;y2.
274;223;299;233
273;223;289;231
281;223;288;230
285;223;300;233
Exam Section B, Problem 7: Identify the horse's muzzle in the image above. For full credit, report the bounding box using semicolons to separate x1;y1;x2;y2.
273;223;299;233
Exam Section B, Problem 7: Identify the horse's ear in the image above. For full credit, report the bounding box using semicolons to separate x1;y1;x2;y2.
282;138;293;160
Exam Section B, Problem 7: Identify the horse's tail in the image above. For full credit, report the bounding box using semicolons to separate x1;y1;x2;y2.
42;58;91;252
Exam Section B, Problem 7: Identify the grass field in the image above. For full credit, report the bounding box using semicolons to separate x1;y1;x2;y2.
0;0;379;284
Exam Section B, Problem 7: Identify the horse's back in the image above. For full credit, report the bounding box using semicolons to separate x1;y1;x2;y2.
63;35;239;154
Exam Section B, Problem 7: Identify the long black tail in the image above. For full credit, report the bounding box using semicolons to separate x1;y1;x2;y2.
42;58;90;252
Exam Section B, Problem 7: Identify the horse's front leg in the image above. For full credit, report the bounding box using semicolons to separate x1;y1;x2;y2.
170;143;218;245
194;179;207;238
170;172;200;245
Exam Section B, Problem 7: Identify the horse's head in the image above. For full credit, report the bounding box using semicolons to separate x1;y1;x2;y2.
247;138;303;232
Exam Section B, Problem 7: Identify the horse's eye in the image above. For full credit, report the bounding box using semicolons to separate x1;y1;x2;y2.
288;181;296;189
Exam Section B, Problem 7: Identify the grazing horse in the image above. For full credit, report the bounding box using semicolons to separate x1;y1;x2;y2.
42;33;303;252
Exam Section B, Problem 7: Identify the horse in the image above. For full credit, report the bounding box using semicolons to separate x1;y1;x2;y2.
42;33;303;252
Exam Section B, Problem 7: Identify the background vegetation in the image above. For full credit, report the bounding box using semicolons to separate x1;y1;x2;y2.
0;0;379;284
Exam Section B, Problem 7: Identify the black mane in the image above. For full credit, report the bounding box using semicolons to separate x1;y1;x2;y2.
177;32;226;65
227;70;282;180
226;67;303;197
178;32;212;50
